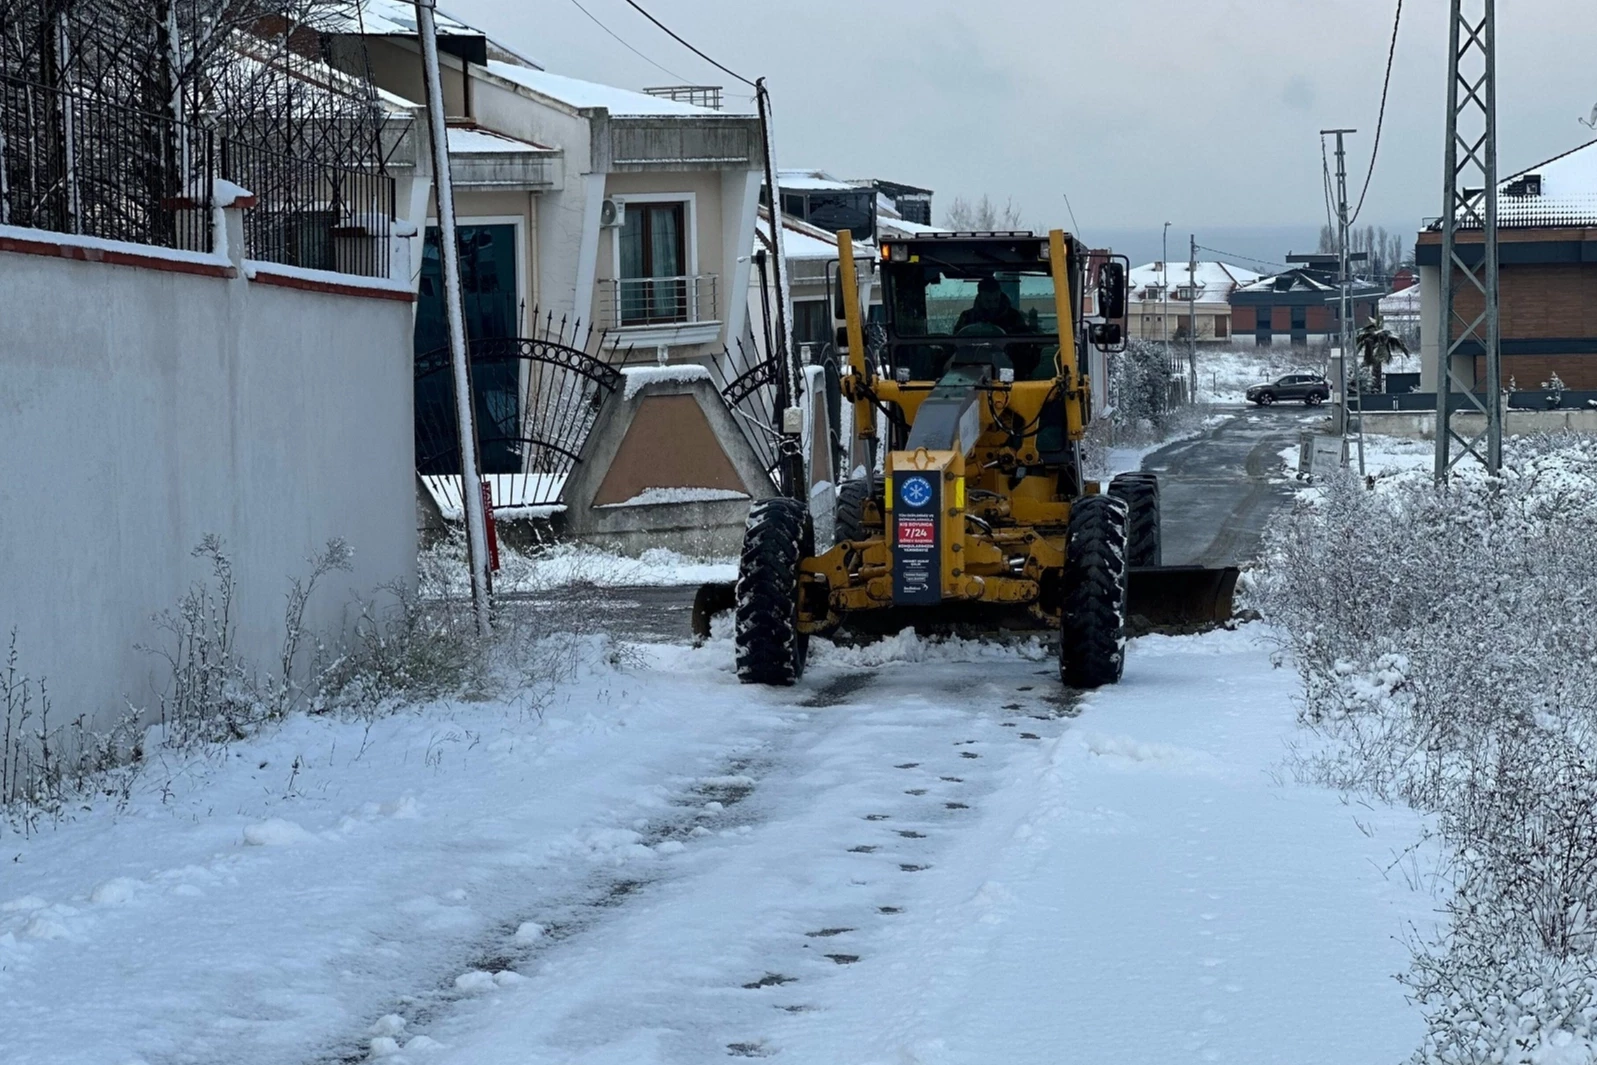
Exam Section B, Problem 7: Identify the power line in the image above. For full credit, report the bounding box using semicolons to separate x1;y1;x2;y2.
617;0;756;87
566;0;692;84
1061;189;1084;242
1194;245;1290;272
1350;0;1404;225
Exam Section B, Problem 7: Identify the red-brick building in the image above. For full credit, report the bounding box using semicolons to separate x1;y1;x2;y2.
1227;258;1382;347
1418;138;1597;390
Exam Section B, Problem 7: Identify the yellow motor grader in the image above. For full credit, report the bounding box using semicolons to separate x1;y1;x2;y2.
703;229;1236;688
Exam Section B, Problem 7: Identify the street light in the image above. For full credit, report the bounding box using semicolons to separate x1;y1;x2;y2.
1163;221;1172;398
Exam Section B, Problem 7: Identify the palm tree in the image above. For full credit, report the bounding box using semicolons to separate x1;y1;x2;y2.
1356;313;1409;395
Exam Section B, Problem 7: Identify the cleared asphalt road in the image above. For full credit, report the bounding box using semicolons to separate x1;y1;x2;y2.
519;403;1326;641
1146;404;1326;567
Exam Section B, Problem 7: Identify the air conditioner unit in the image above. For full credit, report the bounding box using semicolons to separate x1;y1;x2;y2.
599;197;626;229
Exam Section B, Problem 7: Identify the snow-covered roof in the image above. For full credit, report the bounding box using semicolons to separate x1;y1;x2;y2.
1235;270;1336;295
878;216;950;237
336;0;479;40
228;32;419;115
445;125;552;154
483;60;717;116
1379;286;1421;315
756;207;867;263
778;169;859;193
1129;261;1261;302
1485;137;1597;227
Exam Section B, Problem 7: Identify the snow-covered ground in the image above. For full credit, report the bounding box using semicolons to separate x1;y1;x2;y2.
420;540;735;595
3;626;1431;1065
1195;348;1321;405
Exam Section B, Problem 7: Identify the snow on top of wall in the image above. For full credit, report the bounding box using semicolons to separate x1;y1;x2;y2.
621;364;712;399
596;486;749;508
446;126;552;154
484;61;717;116
0;222;230;269
244;259;415;293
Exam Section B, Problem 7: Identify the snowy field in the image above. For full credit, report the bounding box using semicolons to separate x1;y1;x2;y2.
1194;346;1423;406
2;626;1432;1065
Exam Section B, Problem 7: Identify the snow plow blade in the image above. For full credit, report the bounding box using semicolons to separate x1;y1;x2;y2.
1124;565;1240;635
691;581;737;641
694;567;1238;642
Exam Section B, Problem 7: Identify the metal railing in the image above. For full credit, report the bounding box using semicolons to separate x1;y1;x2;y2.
1;75;213;251
641;85;722;110
221;139;395;278
1;77;396;274
597;273;718;330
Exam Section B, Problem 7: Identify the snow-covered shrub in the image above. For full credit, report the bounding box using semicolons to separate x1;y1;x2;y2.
1;633;142;834
143;535;351;747
1255;434;1597;1062
1104;339;1177;442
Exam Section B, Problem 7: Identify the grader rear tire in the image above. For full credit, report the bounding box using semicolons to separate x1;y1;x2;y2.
1060;494;1129;689
834;479;872;545
735;498;812;686
1109;472;1162;567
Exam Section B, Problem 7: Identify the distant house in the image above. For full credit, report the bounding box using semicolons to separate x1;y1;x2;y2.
1128;261;1261;344
767;169;878;243
1228;257;1382;347
745;171;941;358
864;179;935;226
1417;137;1597;390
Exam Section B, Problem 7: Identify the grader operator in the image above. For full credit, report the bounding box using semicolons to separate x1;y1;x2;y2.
707;229;1236;689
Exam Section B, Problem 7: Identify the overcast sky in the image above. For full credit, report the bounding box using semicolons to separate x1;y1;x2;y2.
447;0;1596;251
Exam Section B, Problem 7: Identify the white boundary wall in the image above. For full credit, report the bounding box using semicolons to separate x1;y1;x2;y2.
0;212;417;731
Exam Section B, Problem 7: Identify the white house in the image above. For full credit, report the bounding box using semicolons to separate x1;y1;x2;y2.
1127;261;1261;344
326;0;766;364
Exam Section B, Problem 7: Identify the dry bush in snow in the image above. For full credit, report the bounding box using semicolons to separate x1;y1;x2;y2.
1255;434;1597;1063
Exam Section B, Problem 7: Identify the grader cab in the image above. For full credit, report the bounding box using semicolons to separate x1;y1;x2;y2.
707;229;1236;688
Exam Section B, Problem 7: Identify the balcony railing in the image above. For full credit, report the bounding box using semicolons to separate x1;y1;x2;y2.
598;273;718;330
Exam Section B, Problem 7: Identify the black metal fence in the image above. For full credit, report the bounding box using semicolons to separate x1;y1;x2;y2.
1;76;396;274
220;138;395;278
1;75;213;251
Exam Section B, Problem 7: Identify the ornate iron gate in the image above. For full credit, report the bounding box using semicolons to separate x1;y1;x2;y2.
415;329;623;519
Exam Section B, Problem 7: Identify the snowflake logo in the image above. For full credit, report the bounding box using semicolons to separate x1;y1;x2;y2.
900;475;933;509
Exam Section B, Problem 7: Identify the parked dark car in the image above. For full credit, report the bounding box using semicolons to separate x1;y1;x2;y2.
1246;373;1330;407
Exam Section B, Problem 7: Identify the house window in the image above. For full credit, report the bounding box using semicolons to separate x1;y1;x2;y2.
1291;305;1307;331
618;201;688;325
1144;285;1162;300
1214;314;1229;340
1175;287;1197;301
1255;305;1272;334
792;299;830;350
782;193;807;220
801;190;874;241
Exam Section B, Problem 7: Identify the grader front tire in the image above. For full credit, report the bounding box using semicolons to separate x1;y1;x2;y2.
735;498;812;686
1060;494;1129;689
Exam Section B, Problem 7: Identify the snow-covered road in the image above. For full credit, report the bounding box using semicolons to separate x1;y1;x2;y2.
3;627;1431;1065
